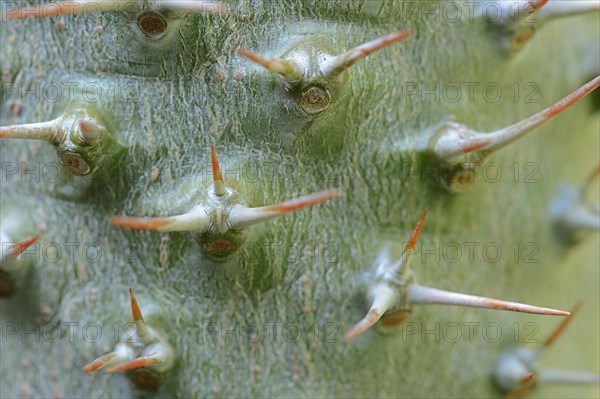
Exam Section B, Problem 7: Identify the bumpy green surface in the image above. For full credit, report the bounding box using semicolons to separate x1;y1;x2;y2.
1;1;599;397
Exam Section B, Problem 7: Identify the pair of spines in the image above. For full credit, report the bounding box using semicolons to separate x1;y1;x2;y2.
426;75;600;192
4;77;597;188
493;301;599;397
0;106;122;176
479;0;600;52
550;163;600;244
83;289;175;391
111;146;341;259
237;30;414;83
344;209;571;341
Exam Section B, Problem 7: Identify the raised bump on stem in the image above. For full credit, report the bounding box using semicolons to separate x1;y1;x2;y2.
78;119;102;141
345;210;427;341
82;290;175;380
346;207;572;341
494;347;538;394
550;165;600;244
433;76;600;160
407;284;569;316
236;48;303;81
321;30;415;78
211;146;226;196
494;300;598;394
1;107;122;176
233;189;342;229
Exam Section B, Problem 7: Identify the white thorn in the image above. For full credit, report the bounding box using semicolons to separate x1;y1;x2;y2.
0;118;63;143
143;341;176;373
236;48;303;81
481;76;600;152
345;284;399;341
230;189;341;229
159;0;228;15
129;288;154;344
111;206;209;232
82;344;136;373
432;76;600;160
321;30;414;78
538;1;600;20
407;284;570;316
211;146;227;196
563;208;600;231
106;338;175;373
538;369;600;385
478;0;547;26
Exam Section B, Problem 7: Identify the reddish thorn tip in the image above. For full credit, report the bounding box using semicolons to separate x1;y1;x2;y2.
82;360;102;373
129;288;144;323
403;208;427;254
585;163;600;186
4;2;73;20
211;145;223;183
530;0;549;10
106;357;159;373
8;235;39;257
344;308;380;341
522;372;536;385
541;76;600;120
81;352;117;373
461;138;492;154
483;298;570;316
543;300;583;348
265;189;342;213
110;216;170;231
236;48;261;63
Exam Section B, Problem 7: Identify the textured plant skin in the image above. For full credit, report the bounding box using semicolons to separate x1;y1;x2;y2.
0;1;599;398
